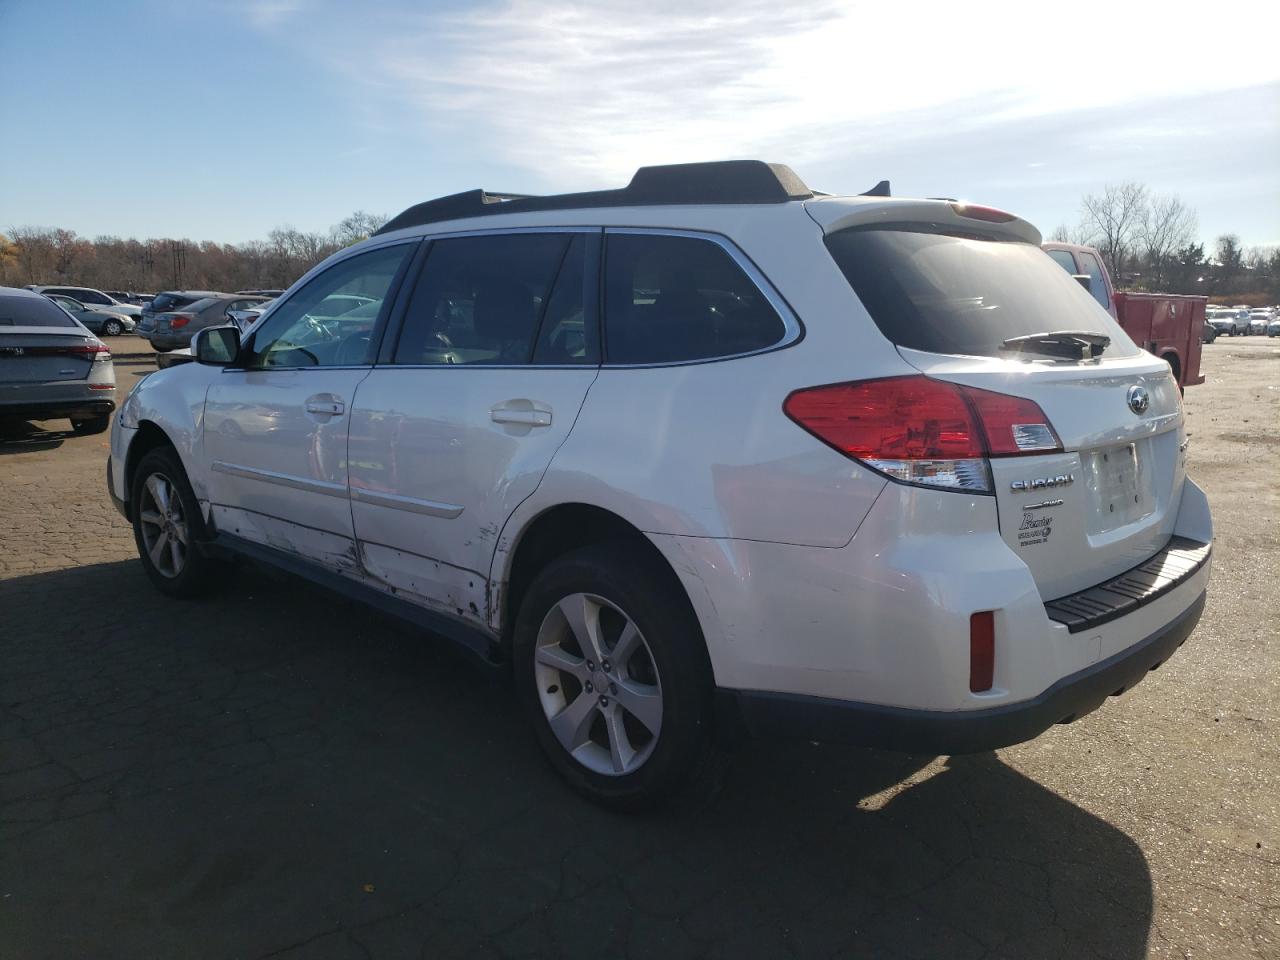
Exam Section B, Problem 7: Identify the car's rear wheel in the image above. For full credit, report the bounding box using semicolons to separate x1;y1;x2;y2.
131;447;228;597
103;319;123;336
513;543;713;810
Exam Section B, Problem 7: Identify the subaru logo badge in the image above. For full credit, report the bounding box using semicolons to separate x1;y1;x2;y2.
1127;384;1150;415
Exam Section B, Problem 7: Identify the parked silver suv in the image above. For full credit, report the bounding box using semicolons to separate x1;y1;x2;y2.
107;162;1211;807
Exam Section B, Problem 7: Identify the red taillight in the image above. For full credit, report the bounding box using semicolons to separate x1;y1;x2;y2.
950;202;1017;223
783;375;1061;493
783;376;984;460
969;611;995;693
170;315;190;328
961;385;1062;456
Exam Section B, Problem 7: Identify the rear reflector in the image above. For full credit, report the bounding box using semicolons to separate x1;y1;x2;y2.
88;383;115;391
950;202;1017;223
970;611;995;693
782;375;1061;493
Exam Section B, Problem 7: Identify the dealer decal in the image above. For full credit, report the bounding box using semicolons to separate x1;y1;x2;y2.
1017;511;1053;547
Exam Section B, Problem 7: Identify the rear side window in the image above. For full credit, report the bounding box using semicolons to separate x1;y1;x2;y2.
393;233;578;366
824;228;1136;359
1075;251;1112;310
604;233;785;364
0;295;79;327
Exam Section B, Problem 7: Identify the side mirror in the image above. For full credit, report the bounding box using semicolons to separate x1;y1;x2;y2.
195;325;241;366
1072;274;1092;291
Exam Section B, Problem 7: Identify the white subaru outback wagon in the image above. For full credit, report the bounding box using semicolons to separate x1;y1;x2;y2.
108;161;1212;807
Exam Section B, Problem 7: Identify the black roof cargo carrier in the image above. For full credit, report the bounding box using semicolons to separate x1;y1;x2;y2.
375;160;814;235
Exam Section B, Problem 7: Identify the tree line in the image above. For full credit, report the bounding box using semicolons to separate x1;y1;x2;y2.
1051;183;1279;302
0;211;388;295
2;192;1277;301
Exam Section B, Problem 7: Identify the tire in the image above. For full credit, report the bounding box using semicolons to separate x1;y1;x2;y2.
130;446;229;598
103;319;123;336
70;414;111;435
513;542;714;810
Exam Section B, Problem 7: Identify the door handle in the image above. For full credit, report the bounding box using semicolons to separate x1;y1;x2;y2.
490;400;551;427
305;396;345;416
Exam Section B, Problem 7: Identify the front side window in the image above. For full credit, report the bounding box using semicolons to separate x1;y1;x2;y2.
247;243;413;368
392;233;579;366
1076;251;1112;310
604;233;785;364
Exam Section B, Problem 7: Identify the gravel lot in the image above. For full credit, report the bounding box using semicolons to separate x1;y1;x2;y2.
1;339;1277;960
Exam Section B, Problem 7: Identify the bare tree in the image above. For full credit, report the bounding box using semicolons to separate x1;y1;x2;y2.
331;211;388;247
1080;182;1149;283
1139;194;1198;289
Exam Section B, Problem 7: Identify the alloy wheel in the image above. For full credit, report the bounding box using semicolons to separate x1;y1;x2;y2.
534;593;663;776
138;472;188;578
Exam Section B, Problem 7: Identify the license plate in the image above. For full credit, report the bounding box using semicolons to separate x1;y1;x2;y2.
1085;442;1153;532
0;346;24;357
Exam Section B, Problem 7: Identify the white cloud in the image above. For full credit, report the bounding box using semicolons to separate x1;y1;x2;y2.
245;0;1280;189
241;0;304;29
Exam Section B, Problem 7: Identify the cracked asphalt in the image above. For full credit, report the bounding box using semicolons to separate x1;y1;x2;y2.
1;341;1277;959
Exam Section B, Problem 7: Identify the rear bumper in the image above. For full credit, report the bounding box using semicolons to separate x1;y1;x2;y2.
149;335;192;351
726;590;1205;753
0;397;115;421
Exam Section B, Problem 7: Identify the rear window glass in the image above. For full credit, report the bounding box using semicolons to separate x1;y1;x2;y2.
604;234;785;364
182;298;220;313
824;228;1136;359
151;293;197;312
0;295;80;327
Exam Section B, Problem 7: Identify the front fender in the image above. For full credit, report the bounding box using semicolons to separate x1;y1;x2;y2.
114;362;222;512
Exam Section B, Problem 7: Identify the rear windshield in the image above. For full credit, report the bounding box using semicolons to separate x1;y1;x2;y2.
825;228;1137;359
0;295;80;327
151;293;197;312
182;298;220;313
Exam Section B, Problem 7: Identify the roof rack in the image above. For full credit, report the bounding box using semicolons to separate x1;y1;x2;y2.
374;160;814;235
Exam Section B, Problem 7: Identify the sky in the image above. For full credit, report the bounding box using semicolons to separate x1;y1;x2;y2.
1;0;1278;247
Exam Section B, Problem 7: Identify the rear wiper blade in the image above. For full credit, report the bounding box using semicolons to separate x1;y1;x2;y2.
1000;331;1110;360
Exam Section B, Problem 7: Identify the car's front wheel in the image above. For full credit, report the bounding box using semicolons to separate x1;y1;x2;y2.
103;318;123;336
131;447;228;597
513;543;713;810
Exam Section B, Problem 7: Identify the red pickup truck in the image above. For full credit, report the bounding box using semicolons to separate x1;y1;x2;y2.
1043;242;1206;389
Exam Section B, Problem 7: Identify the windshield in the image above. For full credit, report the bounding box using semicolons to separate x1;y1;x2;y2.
824;227;1137;360
0;295;81;327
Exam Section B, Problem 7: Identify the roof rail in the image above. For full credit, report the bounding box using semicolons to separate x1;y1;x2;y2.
374;160;814;235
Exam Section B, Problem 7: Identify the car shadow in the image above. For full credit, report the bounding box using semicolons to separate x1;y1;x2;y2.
0;419;71;453
1;559;1154;959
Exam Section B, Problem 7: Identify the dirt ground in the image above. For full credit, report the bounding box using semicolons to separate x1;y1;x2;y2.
0;338;1277;959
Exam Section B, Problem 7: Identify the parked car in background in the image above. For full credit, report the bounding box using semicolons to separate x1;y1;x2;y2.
1248;308;1274;335
45;294;137;336
1268;316;1280;337
226;299;274;330
25;285;143;319
105;291;150;306
1043;242;1205;388
138;291;223;340
1;286;116;434
1206;307;1233;337
236;288;285;298
149;294;270;351
110;161;1212;807
1202;320;1217;343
